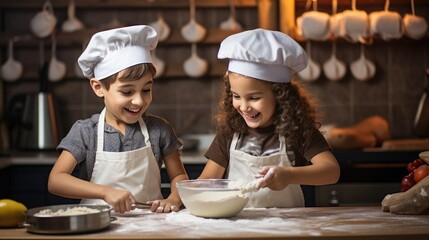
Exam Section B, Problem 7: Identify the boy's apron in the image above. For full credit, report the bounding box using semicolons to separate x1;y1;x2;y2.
81;108;163;204
228;133;304;208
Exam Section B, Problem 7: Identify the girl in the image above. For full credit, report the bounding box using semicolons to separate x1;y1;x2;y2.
48;25;188;213
199;29;340;207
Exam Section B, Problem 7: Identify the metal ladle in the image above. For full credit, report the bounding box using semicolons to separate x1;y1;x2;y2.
149;12;171;42
183;43;208;78
1;39;23;82
62;0;85;32
181;0;207;43
48;34;66;82
220;0;242;30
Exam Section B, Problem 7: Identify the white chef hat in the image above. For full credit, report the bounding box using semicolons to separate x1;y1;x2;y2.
78;25;158;79
218;28;308;83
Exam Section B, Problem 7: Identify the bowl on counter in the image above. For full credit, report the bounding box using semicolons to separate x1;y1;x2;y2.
177;179;251;218
24;204;113;234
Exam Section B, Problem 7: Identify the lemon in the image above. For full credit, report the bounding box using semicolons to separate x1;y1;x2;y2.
0;199;27;228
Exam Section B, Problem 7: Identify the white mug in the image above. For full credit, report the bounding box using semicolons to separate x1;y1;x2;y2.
369;11;403;40
30;0;57;38
340;10;370;43
297;11;330;41
403;14;428;40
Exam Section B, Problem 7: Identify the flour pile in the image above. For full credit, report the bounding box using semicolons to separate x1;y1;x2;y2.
35;207;100;217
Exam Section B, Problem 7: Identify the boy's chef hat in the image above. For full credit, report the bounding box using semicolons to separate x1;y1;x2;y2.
78;25;158;79
218;28;307;83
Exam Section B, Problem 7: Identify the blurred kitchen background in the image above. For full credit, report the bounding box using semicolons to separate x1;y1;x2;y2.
0;0;428;208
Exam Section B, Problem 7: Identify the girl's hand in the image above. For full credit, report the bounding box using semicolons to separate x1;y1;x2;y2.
256;166;289;191
103;188;134;213
146;198;181;213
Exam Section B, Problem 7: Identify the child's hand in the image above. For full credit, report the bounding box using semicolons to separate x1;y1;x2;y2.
103;188;134;213
146;199;181;213
256;166;288;191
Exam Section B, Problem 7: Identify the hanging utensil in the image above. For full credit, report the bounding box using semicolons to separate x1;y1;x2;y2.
74;39;87;78
48;34;66;82
149;12;171;42
152;49;165;79
403;0;428;40
296;0;330;41
368;0;403;41
350;44;376;81
220;0;242;30
183;43;208;78
298;41;321;82
30;0;57;38
1;38;23;82
62;0;85;32
323;41;346;81
339;0;371;44
181;0;207;43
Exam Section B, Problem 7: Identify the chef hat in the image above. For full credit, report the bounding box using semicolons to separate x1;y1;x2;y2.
218;28;307;83
78;25;158;79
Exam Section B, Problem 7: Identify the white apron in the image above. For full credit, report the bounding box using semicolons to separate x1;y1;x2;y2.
81;108;163;204
228;133;305;208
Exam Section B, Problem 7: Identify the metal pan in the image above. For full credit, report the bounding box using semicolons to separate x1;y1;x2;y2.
24;204;113;234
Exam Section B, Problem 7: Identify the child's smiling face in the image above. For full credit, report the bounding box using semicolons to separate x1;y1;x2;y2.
229;72;277;129
100;71;153;132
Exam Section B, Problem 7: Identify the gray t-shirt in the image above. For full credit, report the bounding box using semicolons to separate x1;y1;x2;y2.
57;113;183;181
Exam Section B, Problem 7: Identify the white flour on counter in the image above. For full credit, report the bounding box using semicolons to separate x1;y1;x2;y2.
108;207;429;238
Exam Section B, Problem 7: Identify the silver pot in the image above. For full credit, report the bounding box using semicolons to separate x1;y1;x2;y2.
24;204;113;234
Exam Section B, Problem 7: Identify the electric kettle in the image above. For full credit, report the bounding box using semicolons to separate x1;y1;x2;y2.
7;62;62;150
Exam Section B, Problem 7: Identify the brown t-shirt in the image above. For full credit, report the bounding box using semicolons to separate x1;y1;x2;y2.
204;125;330;169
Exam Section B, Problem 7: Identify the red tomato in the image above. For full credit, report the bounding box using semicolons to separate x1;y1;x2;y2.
413;165;429;183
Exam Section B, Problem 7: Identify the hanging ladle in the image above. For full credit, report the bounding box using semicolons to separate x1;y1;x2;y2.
62;0;85;32
298;41;321;82
48;34;67;82
183;43;208;78
181;0;207;43
350;44;376;81
323;41;346;81
1;38;23;82
149;12;171;42
220;0;242;30
152;49;166;79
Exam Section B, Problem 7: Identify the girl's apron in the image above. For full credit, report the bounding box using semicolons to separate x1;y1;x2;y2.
228;133;304;208
81;108;163;204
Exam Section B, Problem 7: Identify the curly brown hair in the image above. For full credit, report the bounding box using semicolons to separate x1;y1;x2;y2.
214;74;320;155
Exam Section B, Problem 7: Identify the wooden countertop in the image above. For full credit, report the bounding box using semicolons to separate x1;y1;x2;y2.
1;206;429;239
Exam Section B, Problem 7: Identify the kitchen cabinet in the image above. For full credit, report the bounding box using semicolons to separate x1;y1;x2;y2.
312;149;418;207
0;165;79;208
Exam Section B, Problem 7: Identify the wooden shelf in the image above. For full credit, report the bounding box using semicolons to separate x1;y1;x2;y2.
0;28;243;47
0;0;257;9
6;61;227;82
295;0;429;7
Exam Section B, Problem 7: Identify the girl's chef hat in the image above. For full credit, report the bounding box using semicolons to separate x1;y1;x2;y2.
218;28;307;83
78;25;158;79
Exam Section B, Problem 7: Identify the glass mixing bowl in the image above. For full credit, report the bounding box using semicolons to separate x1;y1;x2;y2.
177;179;251;218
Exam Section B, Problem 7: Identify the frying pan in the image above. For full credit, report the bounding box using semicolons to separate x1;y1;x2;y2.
24;204;113;234
414;67;429;137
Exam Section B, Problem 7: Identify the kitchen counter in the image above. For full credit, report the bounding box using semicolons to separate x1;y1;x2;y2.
1;206;429;239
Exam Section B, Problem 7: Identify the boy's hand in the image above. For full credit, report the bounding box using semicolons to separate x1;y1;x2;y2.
146;199;181;213
103;188;134;213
